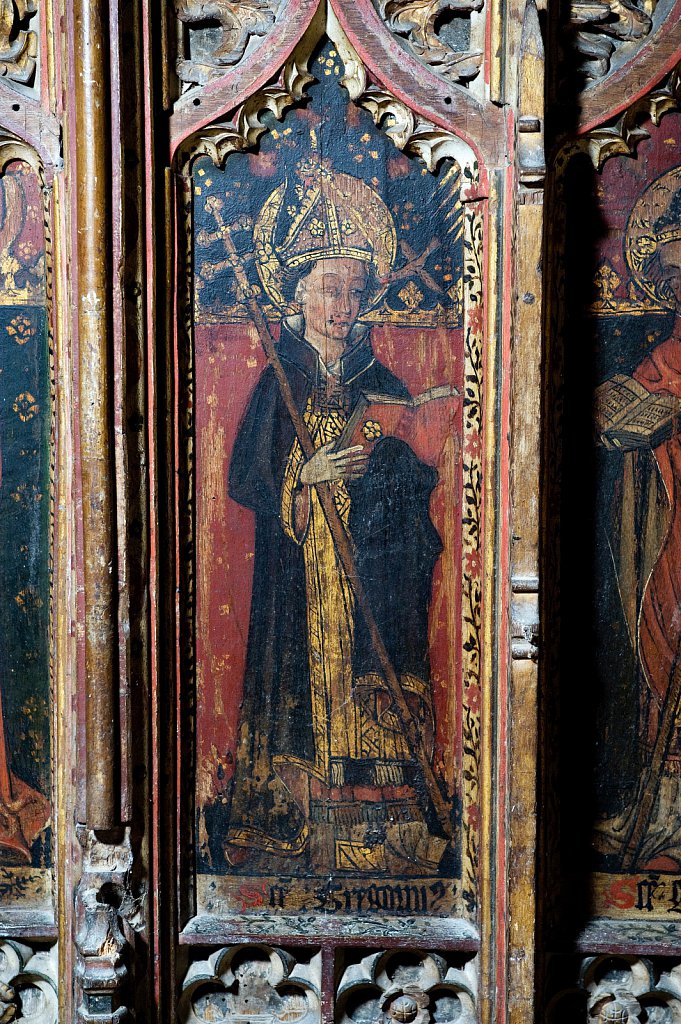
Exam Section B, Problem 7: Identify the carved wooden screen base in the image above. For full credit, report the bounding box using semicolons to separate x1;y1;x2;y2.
161;0;520;1020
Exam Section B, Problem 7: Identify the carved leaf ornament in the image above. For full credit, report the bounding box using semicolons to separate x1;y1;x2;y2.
175;0;278;84
180;15;481;187
377;0;483;84
0;0;37;85
556;64;681;171
567;0;653;81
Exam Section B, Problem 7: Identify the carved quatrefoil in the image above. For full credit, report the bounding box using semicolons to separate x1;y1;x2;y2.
337;950;477;1024
179;946;321;1024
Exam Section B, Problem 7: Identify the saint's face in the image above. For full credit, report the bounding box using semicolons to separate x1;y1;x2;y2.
297;257;368;345
657;238;681;310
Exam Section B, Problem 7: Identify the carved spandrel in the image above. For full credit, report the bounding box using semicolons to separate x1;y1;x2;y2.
174;0;281;87
0;941;57;1024
176;14;482;180
178;947;321;1024
374;0;484;86
336;951;477;1024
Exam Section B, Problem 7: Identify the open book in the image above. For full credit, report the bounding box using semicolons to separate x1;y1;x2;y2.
335;383;459;465
594;373;681;450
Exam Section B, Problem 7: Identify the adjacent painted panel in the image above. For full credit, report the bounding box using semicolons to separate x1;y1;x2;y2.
0;160;52;905
560;113;681;922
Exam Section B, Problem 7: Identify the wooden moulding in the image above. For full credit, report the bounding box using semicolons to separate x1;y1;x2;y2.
168;0;507;171
73;0;119;830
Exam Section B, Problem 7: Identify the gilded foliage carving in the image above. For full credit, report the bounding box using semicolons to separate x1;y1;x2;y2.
376;0;483;85
175;0;279;86
566;0;655;83
556;63;681;171
183;20;481;182
0;0;38;87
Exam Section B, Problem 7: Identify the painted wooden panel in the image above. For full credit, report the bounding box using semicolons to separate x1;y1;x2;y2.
0;160;52;906
179;41;485;930
559;111;681;925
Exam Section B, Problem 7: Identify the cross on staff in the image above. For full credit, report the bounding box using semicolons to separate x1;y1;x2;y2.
383;238;443;295
212;212;454;842
203;197;444;304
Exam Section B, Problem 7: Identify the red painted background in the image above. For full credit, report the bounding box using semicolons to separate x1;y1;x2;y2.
194;320;465;810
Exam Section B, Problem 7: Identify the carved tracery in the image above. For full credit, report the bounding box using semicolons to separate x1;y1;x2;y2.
178;13;482;180
178;947;321;1024
546;955;681;1023
375;0;484;85
336;950;477;1024
0;942;57;1024
0;0;38;88
174;0;281;86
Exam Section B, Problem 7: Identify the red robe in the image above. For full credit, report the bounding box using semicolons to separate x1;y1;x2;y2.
634;327;681;729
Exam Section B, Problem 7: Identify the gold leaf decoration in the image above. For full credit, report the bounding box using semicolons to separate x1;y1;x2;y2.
12;391;39;422
6;314;35;344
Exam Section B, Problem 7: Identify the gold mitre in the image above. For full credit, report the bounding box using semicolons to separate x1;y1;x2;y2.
253;158;397;312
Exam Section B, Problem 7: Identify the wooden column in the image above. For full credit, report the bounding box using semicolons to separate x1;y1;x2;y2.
73;0;118;830
508;2;545;1021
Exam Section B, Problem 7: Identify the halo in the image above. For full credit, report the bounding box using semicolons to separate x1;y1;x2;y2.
625;165;681;309
253;169;398;314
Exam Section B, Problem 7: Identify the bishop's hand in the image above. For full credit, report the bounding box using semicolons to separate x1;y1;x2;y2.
300;442;369;484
